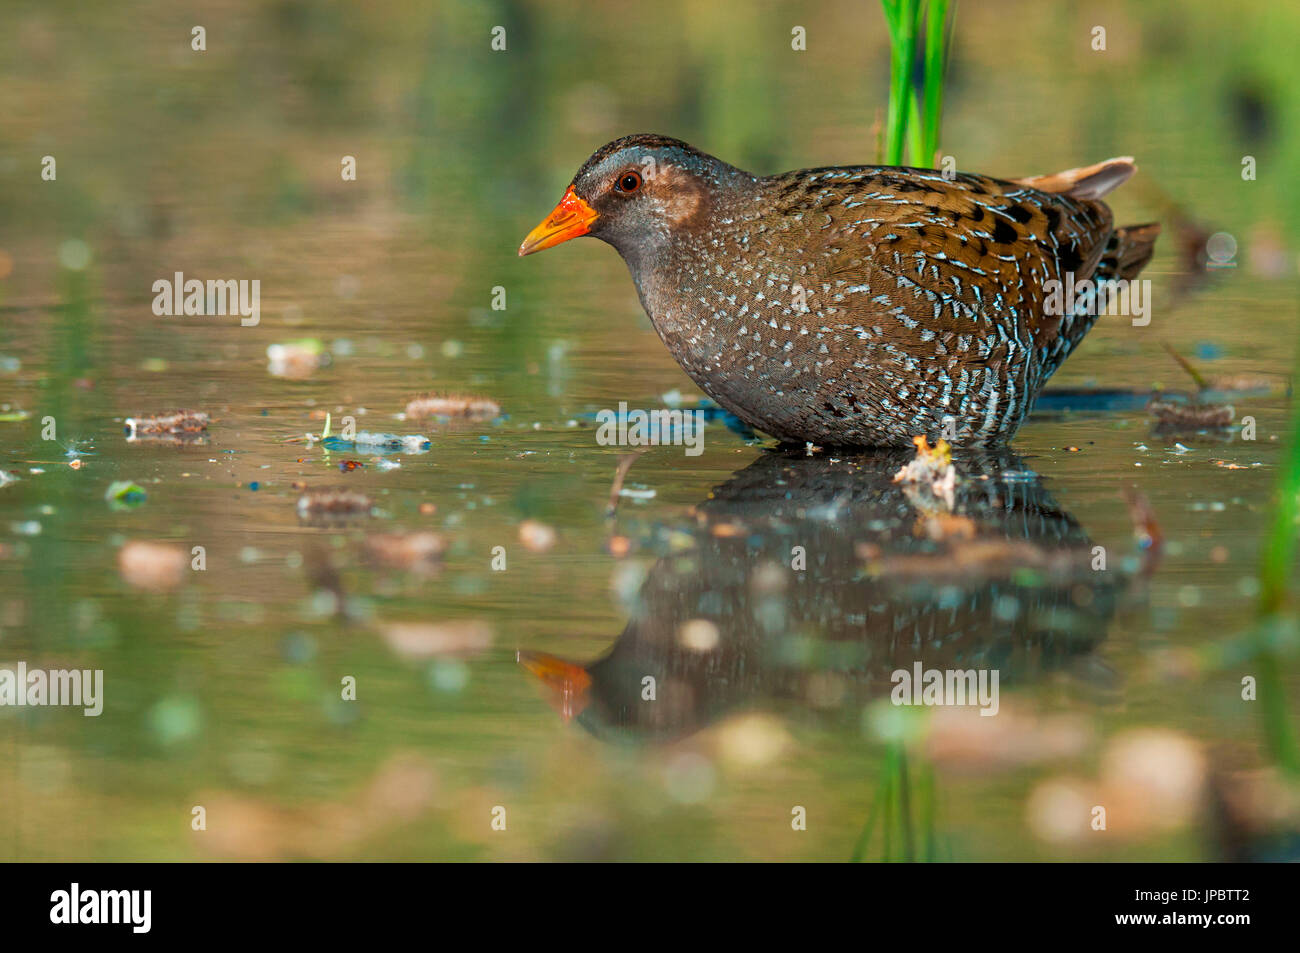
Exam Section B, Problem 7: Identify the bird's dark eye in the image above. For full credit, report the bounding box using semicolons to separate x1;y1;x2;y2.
616;171;642;193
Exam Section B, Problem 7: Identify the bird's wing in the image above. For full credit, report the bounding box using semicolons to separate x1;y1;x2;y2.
765;166;1116;358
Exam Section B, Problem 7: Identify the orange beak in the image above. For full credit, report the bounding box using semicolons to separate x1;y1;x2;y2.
517;649;592;721
518;186;598;256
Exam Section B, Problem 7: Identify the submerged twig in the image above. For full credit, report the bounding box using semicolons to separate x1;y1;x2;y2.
1162;342;1209;392
605;452;643;520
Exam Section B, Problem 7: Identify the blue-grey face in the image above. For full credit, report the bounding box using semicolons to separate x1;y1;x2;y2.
575;145;697;252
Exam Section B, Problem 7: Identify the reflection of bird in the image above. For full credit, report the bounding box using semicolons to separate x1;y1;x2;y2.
520;451;1123;743
521;136;1159;447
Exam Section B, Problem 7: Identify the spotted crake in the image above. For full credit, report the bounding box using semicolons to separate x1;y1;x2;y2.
521;135;1159;447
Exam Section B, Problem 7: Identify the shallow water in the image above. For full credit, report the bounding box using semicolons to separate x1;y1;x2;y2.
1;1;1298;860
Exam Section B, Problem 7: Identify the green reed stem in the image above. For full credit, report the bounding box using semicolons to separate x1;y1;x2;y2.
880;0;954;167
880;0;918;166
917;0;950;166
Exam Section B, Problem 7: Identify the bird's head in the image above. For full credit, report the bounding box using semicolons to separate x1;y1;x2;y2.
518;134;748;262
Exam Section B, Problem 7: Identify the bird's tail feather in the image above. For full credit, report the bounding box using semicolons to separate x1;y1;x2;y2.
1013;156;1137;201
1098;222;1161;282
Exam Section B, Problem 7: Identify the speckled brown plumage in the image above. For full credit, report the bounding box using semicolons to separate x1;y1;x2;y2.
522;135;1159;447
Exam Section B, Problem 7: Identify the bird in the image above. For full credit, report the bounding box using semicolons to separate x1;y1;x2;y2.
520;134;1159;448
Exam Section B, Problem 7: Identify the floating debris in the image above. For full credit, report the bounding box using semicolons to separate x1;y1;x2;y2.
894;436;955;484
118;540;187;592
364;532;445;575
0;470;17;488
1149;399;1234;433
893;436;958;510
296;487;373;522
404;393;500;422
105;480;147;510
124;410;210;441
618;485;657;501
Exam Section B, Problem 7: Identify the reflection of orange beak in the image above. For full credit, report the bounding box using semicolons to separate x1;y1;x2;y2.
518;186;598;256
517;650;592;721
